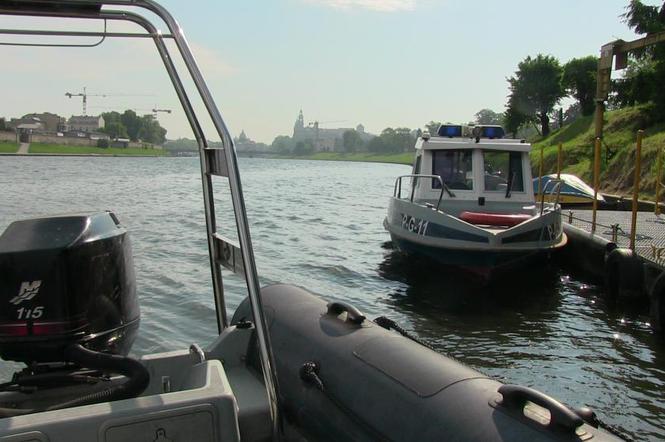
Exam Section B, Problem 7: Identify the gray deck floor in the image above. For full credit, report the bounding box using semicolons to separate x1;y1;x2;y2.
564;209;665;266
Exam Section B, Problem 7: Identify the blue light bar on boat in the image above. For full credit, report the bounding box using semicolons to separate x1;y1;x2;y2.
437;125;463;137
481;126;505;139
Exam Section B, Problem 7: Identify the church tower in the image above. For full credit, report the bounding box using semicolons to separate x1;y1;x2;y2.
293;109;304;139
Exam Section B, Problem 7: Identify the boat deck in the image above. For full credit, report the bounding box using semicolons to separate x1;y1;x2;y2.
563;209;665;266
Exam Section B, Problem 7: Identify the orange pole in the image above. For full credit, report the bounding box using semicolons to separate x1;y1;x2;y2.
656;147;663;216
630;130;643;251
538;145;544;197
592;138;601;234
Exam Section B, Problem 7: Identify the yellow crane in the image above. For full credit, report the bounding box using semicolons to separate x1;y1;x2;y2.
594;30;665;139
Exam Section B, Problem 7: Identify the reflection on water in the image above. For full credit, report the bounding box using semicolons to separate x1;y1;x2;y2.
0;156;664;440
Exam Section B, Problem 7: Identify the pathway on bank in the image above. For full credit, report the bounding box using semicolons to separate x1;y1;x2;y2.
17;143;29;154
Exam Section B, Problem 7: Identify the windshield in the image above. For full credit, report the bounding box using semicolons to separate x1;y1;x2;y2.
431;149;473;190
483;150;524;192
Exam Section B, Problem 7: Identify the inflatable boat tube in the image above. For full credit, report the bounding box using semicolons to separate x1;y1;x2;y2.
459;211;532;227
232;285;621;441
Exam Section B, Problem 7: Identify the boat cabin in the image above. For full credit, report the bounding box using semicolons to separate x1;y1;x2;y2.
408;125;535;216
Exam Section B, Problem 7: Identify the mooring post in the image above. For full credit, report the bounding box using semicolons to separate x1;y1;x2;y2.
538;144;544;198
656;147;663;216
612;224;619;243
592;137;601;234
557;143;562;180
630;130;644;251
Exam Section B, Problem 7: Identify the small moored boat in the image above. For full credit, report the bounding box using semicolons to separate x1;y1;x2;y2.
534;173;606;208
384;124;567;277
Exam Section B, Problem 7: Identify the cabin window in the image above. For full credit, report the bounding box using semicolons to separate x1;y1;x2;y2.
431;150;473;190
483;150;524;192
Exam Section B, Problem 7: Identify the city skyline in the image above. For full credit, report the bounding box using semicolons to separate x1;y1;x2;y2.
0;1;658;144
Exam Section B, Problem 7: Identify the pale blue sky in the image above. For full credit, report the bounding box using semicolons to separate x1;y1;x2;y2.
1;1;660;143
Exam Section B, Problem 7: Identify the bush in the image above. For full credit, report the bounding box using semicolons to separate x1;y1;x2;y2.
96;139;109;148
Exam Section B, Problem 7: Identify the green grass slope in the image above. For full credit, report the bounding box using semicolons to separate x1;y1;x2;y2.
531;104;665;198
0;143;18;153
29;143;168;156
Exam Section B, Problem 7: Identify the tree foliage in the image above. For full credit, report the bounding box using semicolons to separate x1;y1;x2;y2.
474;109;502;125
101;110;167;144
342;130;364;152
424;121;441;135
271;135;293;154
562;56;598;116
506;54;564;137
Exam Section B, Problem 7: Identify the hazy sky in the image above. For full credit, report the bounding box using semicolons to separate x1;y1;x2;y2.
0;1;660;143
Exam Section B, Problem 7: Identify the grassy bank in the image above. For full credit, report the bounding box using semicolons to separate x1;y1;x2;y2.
28;143;168;156
0;143;18;153
531;104;665;199
269;151;413;165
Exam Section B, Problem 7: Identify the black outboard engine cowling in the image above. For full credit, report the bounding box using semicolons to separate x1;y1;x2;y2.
0;212;140;364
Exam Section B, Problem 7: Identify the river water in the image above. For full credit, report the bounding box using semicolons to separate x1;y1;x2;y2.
1;156;664;440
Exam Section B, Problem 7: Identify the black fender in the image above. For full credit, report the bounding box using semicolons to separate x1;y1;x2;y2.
604;247;643;300
649;271;665;333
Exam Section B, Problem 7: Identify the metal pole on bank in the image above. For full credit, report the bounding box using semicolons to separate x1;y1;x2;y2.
630;130;644;251
592;138;601;234
538;145;544;198
656;147;663;216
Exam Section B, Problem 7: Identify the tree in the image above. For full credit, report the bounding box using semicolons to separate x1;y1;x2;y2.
271;135;293;154
342;130;364;153
424;121;441;135
474;109;502;125
506;54;564;137
562;56;598;116
0;118;6;131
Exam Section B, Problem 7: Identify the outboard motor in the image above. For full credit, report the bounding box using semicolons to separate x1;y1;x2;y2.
0;212;148;415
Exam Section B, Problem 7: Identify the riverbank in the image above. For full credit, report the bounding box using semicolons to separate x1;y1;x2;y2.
0;143;18;153
0;142;168;157
532;104;665;200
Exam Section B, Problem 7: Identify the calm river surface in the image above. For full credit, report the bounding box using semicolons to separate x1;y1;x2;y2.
1;156;664;440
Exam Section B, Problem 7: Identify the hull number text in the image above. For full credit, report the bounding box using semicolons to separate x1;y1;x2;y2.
401;214;429;236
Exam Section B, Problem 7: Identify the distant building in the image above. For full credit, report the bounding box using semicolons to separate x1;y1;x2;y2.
7;116;45;132
234;130;269;153
292;110;373;152
21;112;66;132
68;115;105;133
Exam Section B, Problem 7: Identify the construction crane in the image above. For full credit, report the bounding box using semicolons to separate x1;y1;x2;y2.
65;87;156;115
307;120;347;127
65;87;106;115
594;30;665;139
88;106;172;117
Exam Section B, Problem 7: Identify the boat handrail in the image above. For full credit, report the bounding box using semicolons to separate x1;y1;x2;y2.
393;174;451;211
0;2;282;438
540;178;563;215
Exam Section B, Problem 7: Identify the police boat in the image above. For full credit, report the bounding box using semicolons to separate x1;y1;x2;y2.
384;124;567;278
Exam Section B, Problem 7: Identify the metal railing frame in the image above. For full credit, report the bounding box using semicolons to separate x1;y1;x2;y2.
0;2;282;438
393;174;447;210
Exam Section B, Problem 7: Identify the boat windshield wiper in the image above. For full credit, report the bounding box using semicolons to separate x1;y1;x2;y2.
505;172;516;198
442;182;456;198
